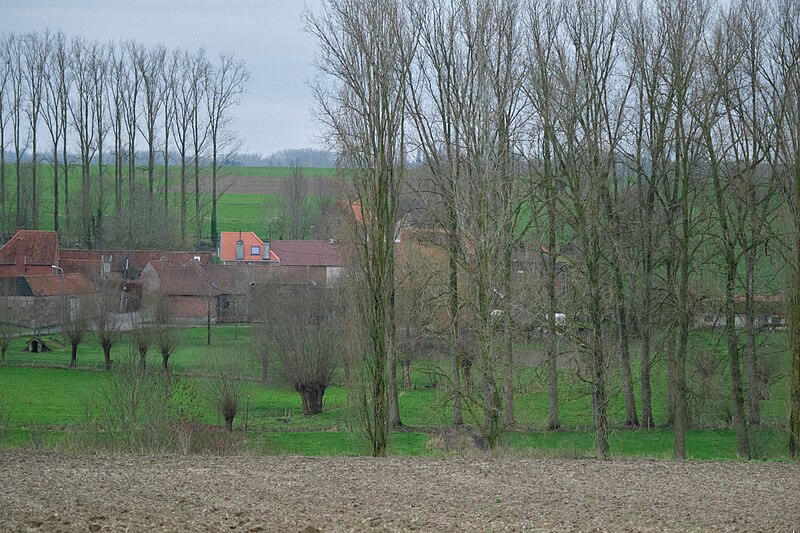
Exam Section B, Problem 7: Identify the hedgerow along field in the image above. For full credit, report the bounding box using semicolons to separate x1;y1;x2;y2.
0;324;792;459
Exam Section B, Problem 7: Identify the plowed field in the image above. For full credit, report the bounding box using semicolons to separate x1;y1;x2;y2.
1;451;798;532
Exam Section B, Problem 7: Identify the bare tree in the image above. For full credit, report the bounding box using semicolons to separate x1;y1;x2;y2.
172;49;199;245
122;41;142;209
21;31;51;230
765;0;800;457
7;34;27;229
161;49;179;220
0;323;15;367
275;164;315;239
525;0;564;431
42;31;70;234
0;34;12;237
152;295;180;379
205;51;249;248
189;49;209;248
130;324;151;370
68;37;98;246
63;308;87;369
307;0;416;454
405;0;467;426
259;284;340;415
622;0;674;429
205;349;246;432
93;286;122;370
90;41;109;230
108;43;126;215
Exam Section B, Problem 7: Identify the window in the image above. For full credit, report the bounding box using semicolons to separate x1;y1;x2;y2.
250;245;260;256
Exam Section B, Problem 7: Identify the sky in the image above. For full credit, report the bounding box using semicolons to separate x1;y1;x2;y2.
0;0;324;157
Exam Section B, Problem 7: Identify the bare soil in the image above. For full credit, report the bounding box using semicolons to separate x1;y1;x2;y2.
1;450;798;532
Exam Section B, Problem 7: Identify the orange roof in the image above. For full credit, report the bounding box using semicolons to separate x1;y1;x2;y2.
351;201;365;224
218;232;278;262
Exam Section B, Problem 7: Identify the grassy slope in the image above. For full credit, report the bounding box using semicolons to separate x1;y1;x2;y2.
0;325;793;458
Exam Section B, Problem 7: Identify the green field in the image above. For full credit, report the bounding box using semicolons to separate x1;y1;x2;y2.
0;324;793;459
0;163;336;243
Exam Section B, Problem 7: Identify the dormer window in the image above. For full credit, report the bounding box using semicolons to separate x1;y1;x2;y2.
250;245;260;256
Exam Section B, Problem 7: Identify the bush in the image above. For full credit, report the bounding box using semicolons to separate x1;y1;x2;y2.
82;351;203;453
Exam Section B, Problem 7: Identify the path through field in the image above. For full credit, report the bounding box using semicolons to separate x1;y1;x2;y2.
1;451;798;531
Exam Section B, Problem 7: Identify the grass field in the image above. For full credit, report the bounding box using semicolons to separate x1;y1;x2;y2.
0;163;335;241
0;324;793;459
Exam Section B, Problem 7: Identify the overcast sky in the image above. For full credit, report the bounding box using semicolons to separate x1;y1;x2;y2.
0;0;324;156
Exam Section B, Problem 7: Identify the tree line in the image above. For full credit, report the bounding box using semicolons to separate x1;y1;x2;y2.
0;31;249;248
309;0;800;458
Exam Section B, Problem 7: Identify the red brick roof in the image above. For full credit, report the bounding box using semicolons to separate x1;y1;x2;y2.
218;232;278;262
202;264;281;294
157;263;221;296
59;258;103;278
0;230;59;267
59;249;211;272
270;240;347;267
25;273;95;296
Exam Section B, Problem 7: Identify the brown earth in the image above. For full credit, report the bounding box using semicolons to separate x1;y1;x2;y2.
1;450;799;532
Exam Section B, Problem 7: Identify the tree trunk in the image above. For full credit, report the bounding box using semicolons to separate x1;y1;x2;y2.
299;384;326;416
613;264;638;427
224;415;234;432
402;360;412;389
789;164;800;458
162;351;170;378
725;260;750;458
640;245;654;428
502;249;515;428
448;222;463;426
207;299;212;345
745;249;761;425
194;156;201;248
70;343;78;368
103;344;112;370
139;349;147;370
53;148;59;233
260;351;269;382
180;154;187;246
211;145;218;247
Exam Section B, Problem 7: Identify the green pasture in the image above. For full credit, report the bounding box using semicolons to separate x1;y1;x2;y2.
0;163;335;241
0;324;794;459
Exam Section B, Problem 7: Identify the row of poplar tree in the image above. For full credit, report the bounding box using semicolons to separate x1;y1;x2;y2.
0;31;249;248
308;0;800;458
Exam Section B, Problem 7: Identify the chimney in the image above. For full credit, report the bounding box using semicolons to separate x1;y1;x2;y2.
262;239;271;261
14;239;27;275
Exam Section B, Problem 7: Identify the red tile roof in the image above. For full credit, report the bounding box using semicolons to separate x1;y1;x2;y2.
157;263;221;296
0;230;59;267
25;273;95;296
218;232;278;262
203;264;282;294
59;249;211;271
270;240;347;267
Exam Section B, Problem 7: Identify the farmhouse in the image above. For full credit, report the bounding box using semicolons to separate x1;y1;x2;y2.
218;231;348;287
218;231;278;264
0;230;59;277
139;261;222;324
0;272;96;328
